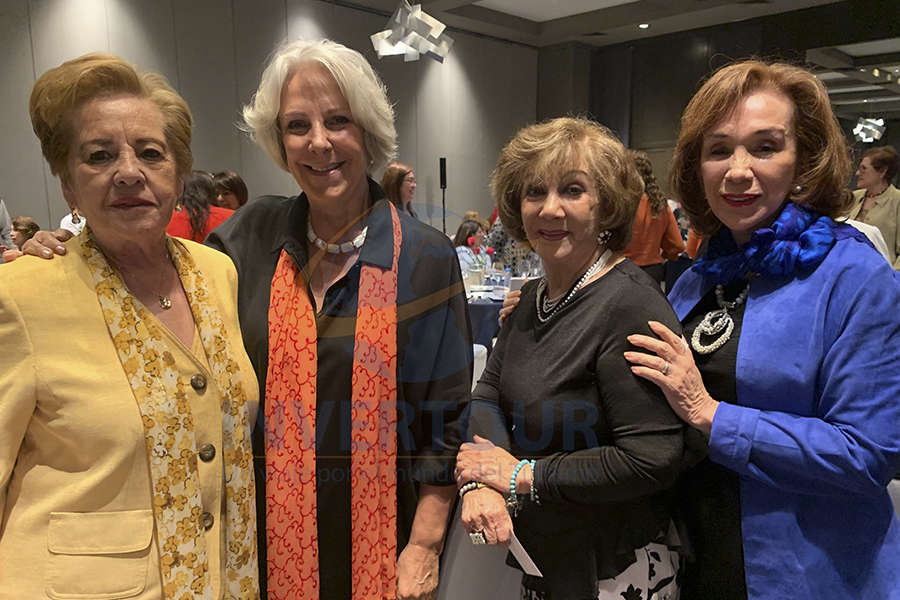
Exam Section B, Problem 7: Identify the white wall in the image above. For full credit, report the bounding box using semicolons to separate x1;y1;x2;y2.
0;0;537;234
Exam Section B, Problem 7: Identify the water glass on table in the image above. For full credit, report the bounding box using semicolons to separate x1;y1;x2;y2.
487;269;511;300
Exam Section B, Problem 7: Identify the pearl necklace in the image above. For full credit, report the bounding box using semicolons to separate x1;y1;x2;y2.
307;221;367;254
535;249;614;323
690;281;750;354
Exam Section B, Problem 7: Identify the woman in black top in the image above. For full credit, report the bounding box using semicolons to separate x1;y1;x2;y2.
455;117;685;599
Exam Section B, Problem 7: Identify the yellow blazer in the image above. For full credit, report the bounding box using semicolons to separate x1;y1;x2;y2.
0;237;258;599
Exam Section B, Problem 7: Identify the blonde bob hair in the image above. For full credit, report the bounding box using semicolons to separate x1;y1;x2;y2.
671;59;854;236
243;39;397;175
29;53;193;181
492;117;643;252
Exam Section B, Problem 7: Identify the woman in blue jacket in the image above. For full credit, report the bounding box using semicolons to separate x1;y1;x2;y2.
626;60;900;599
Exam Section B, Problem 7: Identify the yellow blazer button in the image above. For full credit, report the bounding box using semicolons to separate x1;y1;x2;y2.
190;374;207;391
199;444;216;462
201;511;214;530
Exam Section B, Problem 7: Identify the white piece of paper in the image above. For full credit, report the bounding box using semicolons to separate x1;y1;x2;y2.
509;532;542;577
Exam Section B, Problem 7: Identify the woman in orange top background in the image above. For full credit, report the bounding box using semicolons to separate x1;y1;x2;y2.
623;150;685;284
166;170;234;242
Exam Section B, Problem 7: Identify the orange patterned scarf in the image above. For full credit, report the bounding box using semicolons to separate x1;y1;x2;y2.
265;203;402;599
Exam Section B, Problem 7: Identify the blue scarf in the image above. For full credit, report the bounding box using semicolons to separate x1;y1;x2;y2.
691;202;837;284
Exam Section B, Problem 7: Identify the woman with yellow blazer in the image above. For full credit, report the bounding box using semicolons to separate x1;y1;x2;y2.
0;54;259;599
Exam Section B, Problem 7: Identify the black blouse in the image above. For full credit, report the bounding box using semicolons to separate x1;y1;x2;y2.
679;278;749;600
468;260;686;599
206;181;472;598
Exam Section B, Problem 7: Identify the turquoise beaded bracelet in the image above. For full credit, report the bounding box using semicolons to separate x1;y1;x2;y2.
510;459;530;498
507;459;530;515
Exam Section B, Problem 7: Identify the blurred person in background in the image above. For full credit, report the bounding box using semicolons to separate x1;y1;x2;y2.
213;169;249;210
10;216;39;250
58;206;86;236
1;216;40;263
623;150;685;286
454;218;492;273
485;217;542;278
381;160;418;218
0;198;13;254
166;169;234;242
850;145;900;269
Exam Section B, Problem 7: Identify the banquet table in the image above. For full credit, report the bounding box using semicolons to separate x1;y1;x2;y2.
467;296;502;350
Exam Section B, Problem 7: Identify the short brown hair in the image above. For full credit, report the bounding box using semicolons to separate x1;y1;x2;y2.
29;53;193;182
671;60;854;236
12;216;39;241
380;162;413;208
862;145;900;183
491;117;643;251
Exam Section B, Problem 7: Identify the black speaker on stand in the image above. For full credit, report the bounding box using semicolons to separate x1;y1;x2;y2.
439;157;447;234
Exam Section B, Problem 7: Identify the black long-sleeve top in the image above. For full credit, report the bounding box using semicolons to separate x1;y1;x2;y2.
469;260;685;599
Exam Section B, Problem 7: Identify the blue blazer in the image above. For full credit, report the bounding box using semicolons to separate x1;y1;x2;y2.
669;231;900;599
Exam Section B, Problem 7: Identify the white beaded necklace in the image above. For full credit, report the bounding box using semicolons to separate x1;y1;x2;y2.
535;249;614;323
690;281;750;354
306;221;367;254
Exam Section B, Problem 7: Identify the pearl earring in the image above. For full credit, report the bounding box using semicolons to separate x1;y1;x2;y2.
792;184;804;195
597;230;612;246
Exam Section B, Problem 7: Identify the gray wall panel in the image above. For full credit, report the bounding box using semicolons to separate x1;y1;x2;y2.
232;0;295;199
29;0;108;227
106;0;178;85
173;0;241;174
0;0;47;224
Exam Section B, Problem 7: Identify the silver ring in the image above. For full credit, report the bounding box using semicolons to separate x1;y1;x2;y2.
469;531;487;545
662;360;670;375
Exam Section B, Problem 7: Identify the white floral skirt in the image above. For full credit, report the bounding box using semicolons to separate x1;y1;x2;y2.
521;542;680;600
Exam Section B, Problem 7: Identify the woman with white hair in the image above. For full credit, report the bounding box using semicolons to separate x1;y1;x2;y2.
205;40;471;599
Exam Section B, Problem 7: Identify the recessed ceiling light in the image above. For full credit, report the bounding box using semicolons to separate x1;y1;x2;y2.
638;23;650;29
872;68;881;77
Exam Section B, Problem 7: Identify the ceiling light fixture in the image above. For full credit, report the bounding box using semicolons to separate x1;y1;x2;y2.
638;23;650;29
853;117;886;143
371;0;454;63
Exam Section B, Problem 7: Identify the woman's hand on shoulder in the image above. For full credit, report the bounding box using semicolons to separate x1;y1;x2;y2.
624;320;718;435
22;229;72;259
498;289;521;325
397;542;440;600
